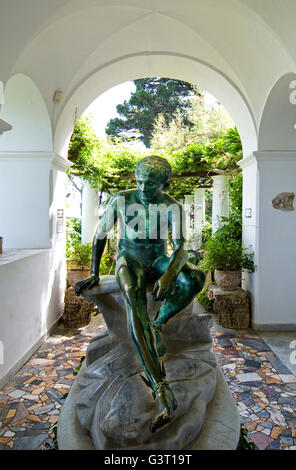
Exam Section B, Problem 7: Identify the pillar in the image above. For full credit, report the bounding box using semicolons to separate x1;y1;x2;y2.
81;182;98;244
193;188;206;248
184;194;194;246
212;175;229;233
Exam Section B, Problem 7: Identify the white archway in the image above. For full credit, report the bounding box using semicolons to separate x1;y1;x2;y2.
0;73;52;152
0;74;53;249
53;52;257;159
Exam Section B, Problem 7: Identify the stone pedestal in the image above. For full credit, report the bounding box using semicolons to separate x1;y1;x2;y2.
207;284;250;329
57;275;240;450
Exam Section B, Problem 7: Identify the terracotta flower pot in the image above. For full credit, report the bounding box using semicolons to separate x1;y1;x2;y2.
214;269;241;291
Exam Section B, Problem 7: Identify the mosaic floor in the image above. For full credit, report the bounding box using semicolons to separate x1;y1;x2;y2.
0;313;295;451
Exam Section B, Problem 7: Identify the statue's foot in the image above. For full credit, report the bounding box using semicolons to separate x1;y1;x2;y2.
149;382;178;433
152;322;166;357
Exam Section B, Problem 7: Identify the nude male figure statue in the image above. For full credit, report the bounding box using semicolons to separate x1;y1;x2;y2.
75;156;205;433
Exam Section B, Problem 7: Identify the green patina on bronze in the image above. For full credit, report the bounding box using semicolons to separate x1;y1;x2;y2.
75;156;205;433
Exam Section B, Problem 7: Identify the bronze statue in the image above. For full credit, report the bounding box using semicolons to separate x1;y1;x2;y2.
75;156;205;433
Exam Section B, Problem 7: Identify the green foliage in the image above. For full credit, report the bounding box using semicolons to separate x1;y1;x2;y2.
66;238;116;274
68;114;105;191
237;424;256;450
198;170;255;274
151;94;234;151
106;78;197;147
67;242;92;270
199;211;254;272
156;127;243;201
215;213;242;243
228;172;243;215
66;217;81;257
68;115;242;203
199;235;254;272
197;287;214;310
200;223;212;248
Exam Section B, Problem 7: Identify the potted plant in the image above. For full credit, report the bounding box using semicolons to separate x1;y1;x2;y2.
199;235;254;291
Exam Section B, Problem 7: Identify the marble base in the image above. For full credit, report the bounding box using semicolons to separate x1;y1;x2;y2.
57;363;240;450
57;276;240;450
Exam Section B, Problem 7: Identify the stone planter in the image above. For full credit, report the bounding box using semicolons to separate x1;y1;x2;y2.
63;287;94;328
64;269;94;328
214;269;241;291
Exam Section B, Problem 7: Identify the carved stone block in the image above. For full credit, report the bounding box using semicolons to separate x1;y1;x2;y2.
272;192;295;211
207;285;250;329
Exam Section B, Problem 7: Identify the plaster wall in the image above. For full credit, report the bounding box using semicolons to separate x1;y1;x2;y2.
0;247;66;388
0;154;52;249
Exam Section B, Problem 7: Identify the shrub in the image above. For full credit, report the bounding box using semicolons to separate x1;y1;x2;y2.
197;287;214;310
66;217;82;260
67;242;92;270
199;214;255;272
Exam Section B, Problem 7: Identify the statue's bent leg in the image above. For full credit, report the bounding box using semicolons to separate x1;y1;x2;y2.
116;253;177;432
153;257;205;329
116;255;160;389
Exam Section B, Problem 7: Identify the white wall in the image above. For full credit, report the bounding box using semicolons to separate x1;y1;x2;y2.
0;154;53;249
0;248;66;388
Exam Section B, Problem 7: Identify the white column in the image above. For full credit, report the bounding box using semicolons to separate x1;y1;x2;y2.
191;188;206;249
81;182;98;244
212;175;229;233
240;151;296;330
184;194;194;244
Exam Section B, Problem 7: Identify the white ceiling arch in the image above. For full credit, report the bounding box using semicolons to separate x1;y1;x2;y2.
54;51;257;159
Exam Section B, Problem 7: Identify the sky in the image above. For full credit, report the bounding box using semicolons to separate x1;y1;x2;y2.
84;81;136;139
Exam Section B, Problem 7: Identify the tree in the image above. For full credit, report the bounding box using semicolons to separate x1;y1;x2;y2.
105;78;198;147
151;93;234;152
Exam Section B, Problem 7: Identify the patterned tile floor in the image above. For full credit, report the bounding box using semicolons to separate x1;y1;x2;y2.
0;313;295;450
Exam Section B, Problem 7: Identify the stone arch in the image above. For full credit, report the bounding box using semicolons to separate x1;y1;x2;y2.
53;52;258;158
258;72;296;151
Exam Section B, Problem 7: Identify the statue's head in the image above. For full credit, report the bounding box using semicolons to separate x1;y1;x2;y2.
136;156;172;187
135;156;172;204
